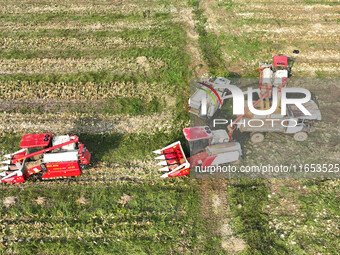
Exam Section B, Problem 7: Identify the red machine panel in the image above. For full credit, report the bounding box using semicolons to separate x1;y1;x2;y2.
83;149;91;164
20;133;52;148
273;55;288;67
1;176;25;183
183;126;213;142
42;161;81;179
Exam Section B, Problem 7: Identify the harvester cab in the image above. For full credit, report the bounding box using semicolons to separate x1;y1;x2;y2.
0;133;91;183
154;126;242;178
188;77;233;118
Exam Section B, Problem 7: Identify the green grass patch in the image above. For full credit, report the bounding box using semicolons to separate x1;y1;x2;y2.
217;0;236;10
220;34;281;62
99;97;161;115
231;18;290;27
228;179;288;254
192;2;227;76
81;129;188;165
0;133;21;154
0;180;209;254
303;0;340;6
198;33;226;76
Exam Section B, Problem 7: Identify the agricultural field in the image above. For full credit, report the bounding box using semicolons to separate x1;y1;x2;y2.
0;0;339;254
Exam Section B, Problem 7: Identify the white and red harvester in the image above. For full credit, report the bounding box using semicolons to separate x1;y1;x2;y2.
153;126;242;178
0;133;91;183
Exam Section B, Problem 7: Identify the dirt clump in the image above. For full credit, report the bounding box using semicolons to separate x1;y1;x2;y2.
34;197;47;205
75;196;88;205
136;56;150;71
118;193;133;205
3;196;18;208
222;237;247;254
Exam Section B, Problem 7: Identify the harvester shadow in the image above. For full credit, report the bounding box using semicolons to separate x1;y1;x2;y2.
70;115;123;166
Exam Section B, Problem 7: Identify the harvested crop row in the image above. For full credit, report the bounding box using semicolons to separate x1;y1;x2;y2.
235;2;340;12
82;160;160;181
0;81;170;100
216;56;340;76
0;2;180;15
0;57;168;75
0;98;166;115
0;19;172;32
293;62;340;74
234;12;339;22
232;23;340;35
0;112;177;135
264;49;340;62
240;32;340;44
0;37;166;50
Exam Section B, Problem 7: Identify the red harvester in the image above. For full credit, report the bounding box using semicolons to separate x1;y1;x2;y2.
0;133;91;183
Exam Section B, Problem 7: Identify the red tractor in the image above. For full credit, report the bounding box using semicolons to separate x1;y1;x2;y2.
259;54;295;90
0;133;91;183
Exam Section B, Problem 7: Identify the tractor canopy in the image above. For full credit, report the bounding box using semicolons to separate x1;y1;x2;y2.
273;55;288;67
20;133;52;148
183;126;213;142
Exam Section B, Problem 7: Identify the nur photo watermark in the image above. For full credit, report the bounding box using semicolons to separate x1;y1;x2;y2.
188;76;337;179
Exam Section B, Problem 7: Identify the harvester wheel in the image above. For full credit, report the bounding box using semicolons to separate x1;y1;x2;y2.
40;163;47;173
293;132;308;141
250;132;265;143
27;172;43;182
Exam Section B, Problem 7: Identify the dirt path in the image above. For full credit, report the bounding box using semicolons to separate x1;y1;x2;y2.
177;6;208;78
200;0;221;36
199;179;247;253
192;1;248;251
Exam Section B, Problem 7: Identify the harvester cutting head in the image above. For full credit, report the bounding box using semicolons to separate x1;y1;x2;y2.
0;133;91;183
153;141;190;178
